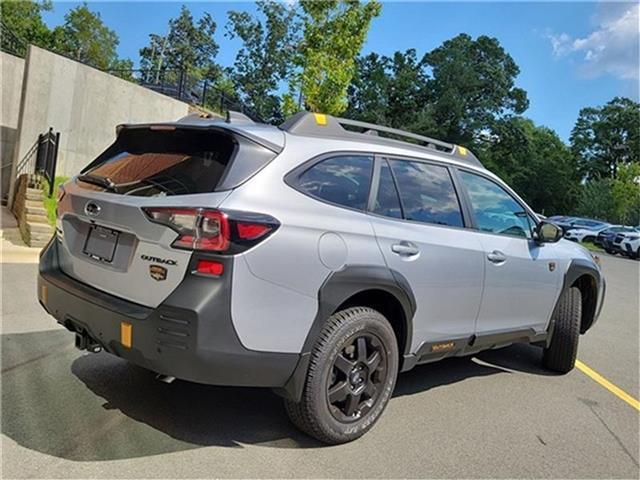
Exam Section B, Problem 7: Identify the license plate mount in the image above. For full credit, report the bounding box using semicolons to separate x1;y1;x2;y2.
83;225;119;263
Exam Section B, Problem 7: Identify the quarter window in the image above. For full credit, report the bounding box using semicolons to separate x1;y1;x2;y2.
388;159;464;227
459;171;533;239
295;155;373;211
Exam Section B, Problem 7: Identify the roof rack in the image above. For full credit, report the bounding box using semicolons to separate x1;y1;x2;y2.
279;112;482;167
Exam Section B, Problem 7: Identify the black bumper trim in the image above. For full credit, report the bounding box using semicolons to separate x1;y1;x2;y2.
39;239;299;388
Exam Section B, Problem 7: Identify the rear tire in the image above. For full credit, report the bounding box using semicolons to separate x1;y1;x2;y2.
543;287;582;373
284;307;398;444
605;248;615;254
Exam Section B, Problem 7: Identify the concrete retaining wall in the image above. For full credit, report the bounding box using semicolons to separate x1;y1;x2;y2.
1;52;26;197
12;46;190;181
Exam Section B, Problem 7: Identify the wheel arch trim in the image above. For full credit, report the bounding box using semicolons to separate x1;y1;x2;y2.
274;264;416;401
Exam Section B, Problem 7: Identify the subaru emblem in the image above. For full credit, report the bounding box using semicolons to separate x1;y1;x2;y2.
85;202;101;217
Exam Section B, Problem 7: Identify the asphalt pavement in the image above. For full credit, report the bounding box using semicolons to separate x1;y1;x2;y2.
1;250;638;479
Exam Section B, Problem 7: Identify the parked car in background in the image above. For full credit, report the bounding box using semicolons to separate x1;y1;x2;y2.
547;216;577;231
549;217;609;234
596;226;638;254
563;222;611;243
621;232;640;259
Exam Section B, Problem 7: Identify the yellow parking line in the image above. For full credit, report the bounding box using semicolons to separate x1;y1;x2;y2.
576;359;640;411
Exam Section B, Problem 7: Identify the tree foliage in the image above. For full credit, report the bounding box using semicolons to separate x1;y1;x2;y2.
139;6;221;82
480;117;580;215
51;4;121;69
610;162;640;224
226;0;299;123
290;0;382;115
346;49;430;129
423;34;528;146
0;0;54;55
570;97;640;180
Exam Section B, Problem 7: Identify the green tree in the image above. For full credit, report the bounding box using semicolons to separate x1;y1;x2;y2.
51;3;123;69
290;0;382;115
480;117;579;215
139;6;220;84
422;34;529;146
226;0;299;122
0;0;54;55
610;162;640;224
346;49;430;129
576;180;616;223
570;97;640;180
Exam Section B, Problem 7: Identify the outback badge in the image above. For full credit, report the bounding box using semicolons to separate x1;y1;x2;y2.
149;265;167;281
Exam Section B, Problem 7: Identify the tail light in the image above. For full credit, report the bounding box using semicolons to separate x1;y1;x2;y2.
142;207;279;254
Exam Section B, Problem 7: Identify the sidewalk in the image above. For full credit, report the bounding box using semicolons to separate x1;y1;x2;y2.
1;206;41;264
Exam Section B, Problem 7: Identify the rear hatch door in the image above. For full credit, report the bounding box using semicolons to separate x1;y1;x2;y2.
56;124;279;307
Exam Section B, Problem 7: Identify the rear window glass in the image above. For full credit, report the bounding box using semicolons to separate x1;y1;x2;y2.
79;128;235;196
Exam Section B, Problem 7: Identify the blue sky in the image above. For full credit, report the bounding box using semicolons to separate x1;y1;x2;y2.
42;1;639;142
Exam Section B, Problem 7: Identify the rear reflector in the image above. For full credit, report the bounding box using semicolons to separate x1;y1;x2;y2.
142;207;279;254
196;259;224;276
121;322;132;348
237;222;271;240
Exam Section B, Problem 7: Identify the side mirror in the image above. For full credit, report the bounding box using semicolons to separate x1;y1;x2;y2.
535;221;563;243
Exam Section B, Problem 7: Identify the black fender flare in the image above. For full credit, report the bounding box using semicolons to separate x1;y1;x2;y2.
275;264;416;401
547;258;603;342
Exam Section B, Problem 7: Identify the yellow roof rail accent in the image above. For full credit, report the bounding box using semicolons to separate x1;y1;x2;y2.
457;146;468;156
313;113;328;126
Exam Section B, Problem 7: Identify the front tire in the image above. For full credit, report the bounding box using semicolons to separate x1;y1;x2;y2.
543;287;582;373
284;307;399;444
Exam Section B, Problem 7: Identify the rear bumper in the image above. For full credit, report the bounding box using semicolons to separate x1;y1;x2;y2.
38;239;299;388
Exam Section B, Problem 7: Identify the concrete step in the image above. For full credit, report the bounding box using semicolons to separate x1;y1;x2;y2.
23;231;53;247
25;199;45;209
26;221;54;234
25;191;44;201
24;205;47;216
26;213;50;224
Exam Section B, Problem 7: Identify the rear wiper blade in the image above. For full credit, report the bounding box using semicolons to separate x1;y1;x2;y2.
77;174;118;192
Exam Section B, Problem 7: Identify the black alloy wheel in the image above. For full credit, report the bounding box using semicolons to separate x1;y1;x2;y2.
327;333;387;422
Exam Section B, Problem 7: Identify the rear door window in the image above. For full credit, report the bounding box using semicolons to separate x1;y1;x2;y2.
294;155;374;211
388;159;464;227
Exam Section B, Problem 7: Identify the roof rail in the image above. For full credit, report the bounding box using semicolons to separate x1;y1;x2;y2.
279;112;482;167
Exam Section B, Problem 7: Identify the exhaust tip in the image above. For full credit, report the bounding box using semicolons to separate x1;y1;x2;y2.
156;374;176;384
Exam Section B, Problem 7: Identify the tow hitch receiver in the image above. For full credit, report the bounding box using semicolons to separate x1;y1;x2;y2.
75;332;102;353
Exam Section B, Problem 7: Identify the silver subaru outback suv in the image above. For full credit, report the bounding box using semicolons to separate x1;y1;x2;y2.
38;111;605;444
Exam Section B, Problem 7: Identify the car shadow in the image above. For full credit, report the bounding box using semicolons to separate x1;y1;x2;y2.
2;329;556;461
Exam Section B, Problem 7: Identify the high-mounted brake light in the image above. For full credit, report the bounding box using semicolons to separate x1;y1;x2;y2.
142;207;278;254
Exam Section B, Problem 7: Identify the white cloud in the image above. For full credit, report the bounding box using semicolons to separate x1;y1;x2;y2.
548;3;639;80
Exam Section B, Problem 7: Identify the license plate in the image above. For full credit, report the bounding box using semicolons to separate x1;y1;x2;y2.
83;225;119;262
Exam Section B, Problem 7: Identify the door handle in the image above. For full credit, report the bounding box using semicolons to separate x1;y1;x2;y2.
487;250;507;263
391;241;419;256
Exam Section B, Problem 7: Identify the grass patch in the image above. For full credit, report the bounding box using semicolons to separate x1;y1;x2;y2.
42;176;69;226
581;241;604;253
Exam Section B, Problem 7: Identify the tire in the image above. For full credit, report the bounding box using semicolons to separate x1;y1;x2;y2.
284;307;399;444
543;287;582;373
605;248;615;255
